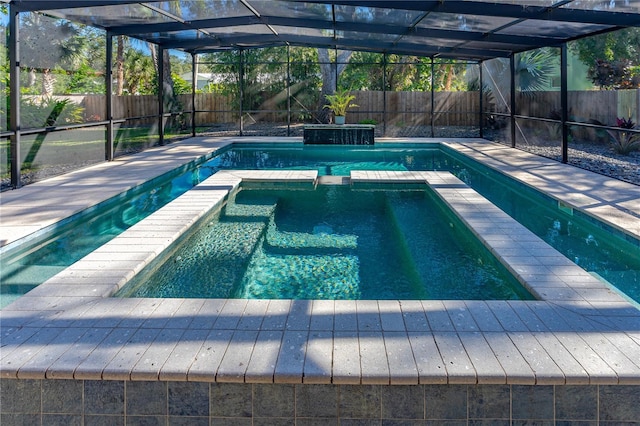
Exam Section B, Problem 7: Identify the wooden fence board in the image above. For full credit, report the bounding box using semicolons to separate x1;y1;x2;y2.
61;90;639;129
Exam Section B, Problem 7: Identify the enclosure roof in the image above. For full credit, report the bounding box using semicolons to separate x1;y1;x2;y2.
11;0;640;61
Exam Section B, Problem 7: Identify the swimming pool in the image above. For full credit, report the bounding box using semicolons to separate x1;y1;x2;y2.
1;143;638;307
3;154;639;425
116;183;533;301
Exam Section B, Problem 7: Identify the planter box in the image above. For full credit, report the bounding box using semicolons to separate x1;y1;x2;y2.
303;124;375;145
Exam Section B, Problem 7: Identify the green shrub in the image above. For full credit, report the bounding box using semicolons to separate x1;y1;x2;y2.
606;117;640;155
359;119;377;125
20;97;84;129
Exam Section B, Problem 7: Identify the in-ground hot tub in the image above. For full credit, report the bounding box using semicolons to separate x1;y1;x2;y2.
116;180;533;301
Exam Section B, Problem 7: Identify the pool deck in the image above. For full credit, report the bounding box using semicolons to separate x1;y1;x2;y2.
1;137;640;386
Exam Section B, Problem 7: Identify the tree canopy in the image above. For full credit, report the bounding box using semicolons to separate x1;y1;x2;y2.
3;8;639;125
570;27;640;89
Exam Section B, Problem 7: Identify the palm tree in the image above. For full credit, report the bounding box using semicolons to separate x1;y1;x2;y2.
20;12;83;97
123;49;155;95
115;36;127;96
469;48;557;113
148;43;174;103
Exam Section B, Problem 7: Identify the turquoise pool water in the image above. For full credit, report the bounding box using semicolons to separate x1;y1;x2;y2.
116;185;533;300
1;143;638;307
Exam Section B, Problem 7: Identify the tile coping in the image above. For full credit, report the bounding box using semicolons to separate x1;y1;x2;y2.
1;167;639;386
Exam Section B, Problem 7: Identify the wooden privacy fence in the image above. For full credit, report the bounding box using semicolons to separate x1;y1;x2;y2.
348;91;480;126
514;90;640;126
78;94;234;124
69;89;639;128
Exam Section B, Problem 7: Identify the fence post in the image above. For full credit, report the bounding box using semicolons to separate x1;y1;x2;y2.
158;46;165;145
9;6;21;188
191;53;197;137
105;32;114;161
510;54;516;148
479;61;484;139
561;44;568;163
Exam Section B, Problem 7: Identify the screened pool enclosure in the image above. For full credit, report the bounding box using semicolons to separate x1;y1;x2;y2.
2;0;640;190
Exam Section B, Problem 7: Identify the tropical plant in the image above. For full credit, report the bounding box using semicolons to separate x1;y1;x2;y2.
606;117;640;155
570;27;640;90
64;62;104;94
172;73;191;95
20;12;85;97
467;48;558;111
317;48;354;122
122;48;156;94
359;118;377;125
588;59;640;90
20;97;83;129
323;89;358;118
513;49;557;93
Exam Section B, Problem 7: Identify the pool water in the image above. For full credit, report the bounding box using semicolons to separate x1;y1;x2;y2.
206;144;447;176
116;185;533;300
2;144;638;307
0;176;186;308
448;150;640;303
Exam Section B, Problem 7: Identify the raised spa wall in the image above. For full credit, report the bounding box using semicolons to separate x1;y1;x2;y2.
3;380;640;424
303;124;375;145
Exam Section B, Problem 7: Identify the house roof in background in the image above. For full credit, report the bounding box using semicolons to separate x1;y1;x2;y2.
10;0;640;61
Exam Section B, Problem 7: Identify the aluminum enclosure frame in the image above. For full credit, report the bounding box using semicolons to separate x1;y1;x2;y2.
4;0;640;188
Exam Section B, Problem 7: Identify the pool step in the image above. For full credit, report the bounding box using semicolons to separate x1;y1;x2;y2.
316;175;350;185
385;193;525;300
237;243;361;299
121;194;277;298
223;192;278;219
236;203;362;298
384;193;441;299
386;191;500;299
264;217;358;251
